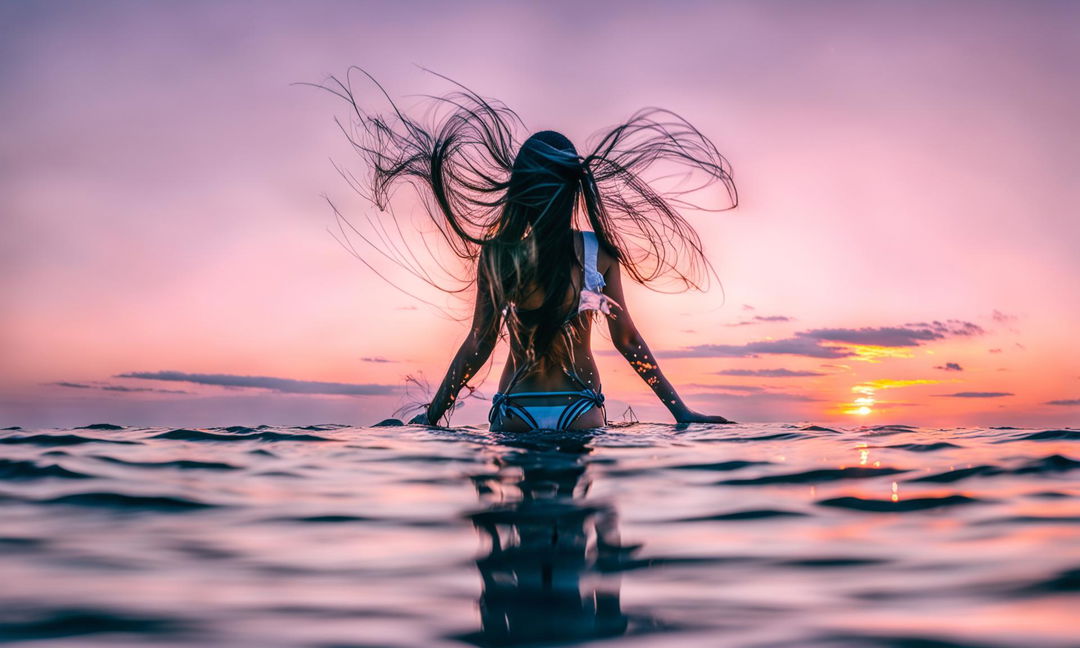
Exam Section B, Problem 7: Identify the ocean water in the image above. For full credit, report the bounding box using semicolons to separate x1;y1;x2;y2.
0;422;1077;647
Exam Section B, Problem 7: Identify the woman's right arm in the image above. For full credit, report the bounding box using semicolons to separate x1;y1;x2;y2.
603;257;733;424
408;249;500;425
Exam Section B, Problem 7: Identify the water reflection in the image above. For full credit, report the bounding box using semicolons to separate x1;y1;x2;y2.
460;434;638;646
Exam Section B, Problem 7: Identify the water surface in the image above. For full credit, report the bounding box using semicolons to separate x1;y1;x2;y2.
1;422;1077;647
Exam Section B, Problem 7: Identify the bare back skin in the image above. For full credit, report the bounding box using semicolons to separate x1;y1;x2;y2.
494;231;606;430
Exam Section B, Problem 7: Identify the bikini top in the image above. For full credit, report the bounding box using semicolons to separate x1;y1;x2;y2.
510;230;615;324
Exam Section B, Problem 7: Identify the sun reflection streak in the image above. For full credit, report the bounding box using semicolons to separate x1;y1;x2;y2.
841;379;941;417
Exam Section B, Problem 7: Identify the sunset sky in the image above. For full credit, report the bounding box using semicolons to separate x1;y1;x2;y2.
2;1;1078;428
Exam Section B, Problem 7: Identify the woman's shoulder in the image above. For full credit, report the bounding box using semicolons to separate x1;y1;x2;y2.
572;229;616;274
589;232;616;274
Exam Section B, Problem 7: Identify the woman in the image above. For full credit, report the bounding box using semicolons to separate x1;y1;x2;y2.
322;70;738;431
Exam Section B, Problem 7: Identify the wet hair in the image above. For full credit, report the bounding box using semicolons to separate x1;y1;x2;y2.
311;68;737;362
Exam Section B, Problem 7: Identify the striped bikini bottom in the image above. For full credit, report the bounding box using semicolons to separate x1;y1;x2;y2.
489;388;606;432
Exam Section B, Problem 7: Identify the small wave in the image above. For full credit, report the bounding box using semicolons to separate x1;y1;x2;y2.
861;425;919;436
1016;566;1080;595
150;429;233;441
801;425;839;432
1012;454;1080;474
805;631;998;648
678;509;807;521
975;515;1080;526
908;455;1080;483
268;514;378;524
292;424;346;431
818;495;981;512
1003;429;1080;442
0;607;189;641
907;465;1003;483
0;536;47;549
883;442;961;452
598;554;762;573
701;431;809;443
1;426;22;430
0;434;137;446
41;491;218;511
0;458;90;481
669;460;772;472
94;456;240;471
256;431;331;442
774;556;888;568
369;453;479;465
75;423;125;430
742;432;809;441
150;429;330;442
718;467;907;486
1028;491;1072;499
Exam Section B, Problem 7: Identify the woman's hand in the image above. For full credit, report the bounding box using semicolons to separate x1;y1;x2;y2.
675;410;736;424
408;411;432;426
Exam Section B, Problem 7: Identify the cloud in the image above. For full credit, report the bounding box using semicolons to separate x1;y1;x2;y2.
934;362;964;371
47;381;189;394
361;356;395;363
686;383;766;393
115;371;398;396
715;368;826;377
798;320;984;347
654;319;986;361
102;385;189;394
741;304;755;311
726;314;795;327
660;337;854;359
1045;398;1080;406
687;391;822;402
50;381;92;389
933;391;1014;398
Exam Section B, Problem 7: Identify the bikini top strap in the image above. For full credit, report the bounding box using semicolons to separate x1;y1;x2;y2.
581;230;605;291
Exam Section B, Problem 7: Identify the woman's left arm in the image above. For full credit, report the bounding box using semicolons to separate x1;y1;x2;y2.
410;255;500;425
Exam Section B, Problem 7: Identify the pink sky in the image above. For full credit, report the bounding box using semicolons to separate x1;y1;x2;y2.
2;1;1078;428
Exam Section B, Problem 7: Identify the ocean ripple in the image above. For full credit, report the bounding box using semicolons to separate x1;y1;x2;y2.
0;421;1074;647
0;458;90;481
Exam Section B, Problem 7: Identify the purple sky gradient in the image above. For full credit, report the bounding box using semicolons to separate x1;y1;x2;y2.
2;1;1078;428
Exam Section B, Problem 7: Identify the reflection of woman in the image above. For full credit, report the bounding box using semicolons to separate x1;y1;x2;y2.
460;437;634;645
325;71;739;430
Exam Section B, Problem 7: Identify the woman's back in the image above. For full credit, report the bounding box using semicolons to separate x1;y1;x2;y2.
491;230;611;431
500;230;607;389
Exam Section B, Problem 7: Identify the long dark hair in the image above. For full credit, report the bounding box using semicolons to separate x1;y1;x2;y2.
310;68;737;362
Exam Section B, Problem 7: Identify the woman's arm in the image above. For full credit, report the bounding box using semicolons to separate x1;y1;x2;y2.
410;254;500;425
603;258;733;424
